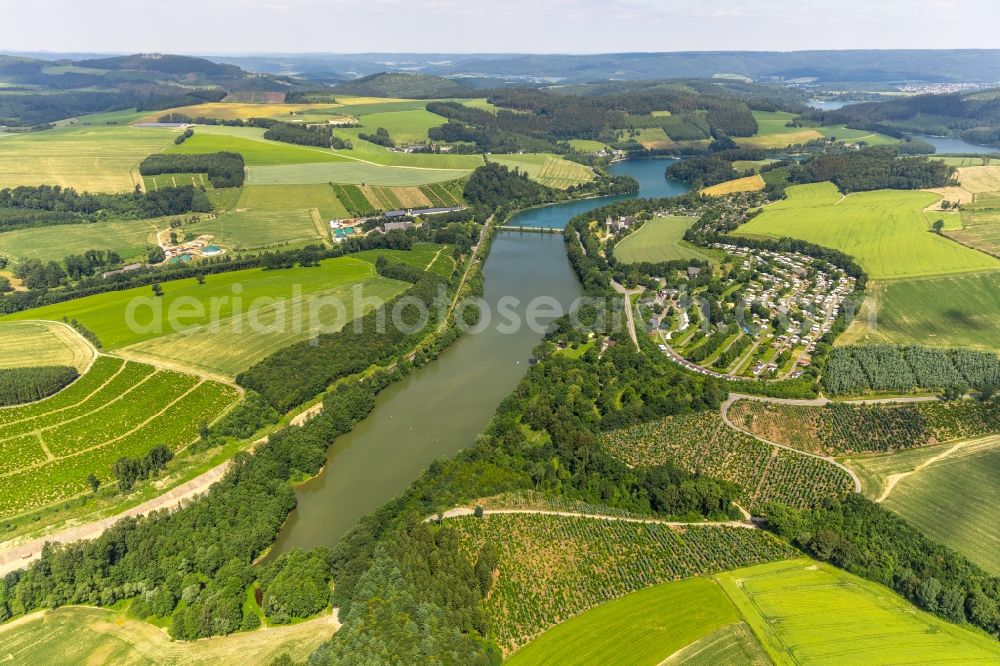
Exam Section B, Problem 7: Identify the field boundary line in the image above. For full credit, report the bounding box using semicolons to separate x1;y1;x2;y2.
875;439;975;502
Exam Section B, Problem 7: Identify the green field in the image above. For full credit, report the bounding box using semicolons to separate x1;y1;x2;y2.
120;276;406;378
737;182;1000;279
0;356;239;518
489;153;593;189
166;127;349;166
661;624;768;666
0;124;174;192
0;606;337;665
189;183;351;251
352;109;448;143
0;320;94;370
246;161;472;186
716;558;1000;665
843;435;1000;574
951;208;1000;257
749;110;806;135
143;172;212;190
839;271;1000;351
567;139;607;152
2;256;391;350
0;217;160;263
506;579;747;666
613;216;713;264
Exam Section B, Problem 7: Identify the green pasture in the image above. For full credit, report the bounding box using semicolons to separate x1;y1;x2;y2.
166;127;348;166
3;256;382;350
506;579;743;666
567;139;607;152
839;271;1000;351
750;110;803;135
844;435;1000;574
489;153;593;189
0;217;160;263
736;182;1000;279
334;129;486;169
352;109;448;143
716;558;1000;665
193;208;324;251
613;216;713;264
0;124;174;192
143;172;211;190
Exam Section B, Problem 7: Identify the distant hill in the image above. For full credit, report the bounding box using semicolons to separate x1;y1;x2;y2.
333;72;475;98
78;53;242;77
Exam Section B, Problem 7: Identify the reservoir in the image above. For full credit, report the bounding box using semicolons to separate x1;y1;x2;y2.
909;134;998;155
269;159;687;552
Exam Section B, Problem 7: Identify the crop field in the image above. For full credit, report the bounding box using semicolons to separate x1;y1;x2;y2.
701;174;765;196
4;256;387;350
0;605;339;665
0;124;174;192
489;154;594;189
567;139;607;152
938;156;994;167
0;321;94;370
748;111;804;135
332;130;487;170
839;272;1000;351
418;180;466;207
0;216;160;263
331;183;375;215
352;243;455;278
358;184;432;211
195;208;324;251
727;399;1000;456
737;130;823;149
613;216;713;264
246;161;472;186
140;101;345;122
166;127;349;166
717;558;1000;664
119;276;406;378
143;172;211;190
233;183;349;220
951;208;1000;256
660;624;767;666
956;165;1000;193
506;579;745;666
844;435;1000;574
602;412;855;512
0;356;239;517
736;182;1000;279
449;512;796;654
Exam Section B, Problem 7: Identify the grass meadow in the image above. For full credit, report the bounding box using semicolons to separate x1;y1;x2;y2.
839;271;1000;351
352;109;448;143
0;124;174;192
844;435;1000;574
489;153;594;189
0;320;94;370
951;208;1000;257
246;161;472;186
717;558;1000;664
613;216;713;264
3;256;385;350
0;217;159;263
167;127;349;166
0;605;338;665
506;579;746;666
736;182;1000;279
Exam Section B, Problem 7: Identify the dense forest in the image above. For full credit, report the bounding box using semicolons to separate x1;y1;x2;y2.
0;365;79;406
823;345;1000;396
0;184;211;231
785;145;952;192
138;152;246;188
462;162;552;212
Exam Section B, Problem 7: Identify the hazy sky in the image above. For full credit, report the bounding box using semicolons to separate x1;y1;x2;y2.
3;0;998;54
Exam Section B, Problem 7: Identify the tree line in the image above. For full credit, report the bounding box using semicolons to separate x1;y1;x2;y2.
138;152;246;188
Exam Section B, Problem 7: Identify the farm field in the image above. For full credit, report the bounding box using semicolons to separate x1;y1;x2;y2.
351;109;448;143
119;276;406;378
351;243;456;278
602;412;855;511
567;139;607;152
843;435;1000;574
0;605;338;665
717;558;1000;664
140;101;347;122
449;512;796;654
0;216;160;263
166;127;349;166
233;183;348;220
839;271;1000;351
0;356;239;518
0;320;94;370
246;161;472;186
660;624;767;666
505;579;747;666
143;172;212;190
701;174;765;196
736;182;1000;279
955;165;1000;193
330;129;487;169
613;216;713;264
489;153;594;189
951;208;1000;257
0;124;175;192
2;255;392;350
